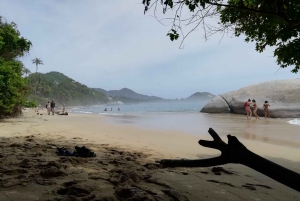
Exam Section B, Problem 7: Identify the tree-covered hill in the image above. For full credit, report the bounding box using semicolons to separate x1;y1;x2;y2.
184;92;216;101
27;71;108;106
94;87;163;103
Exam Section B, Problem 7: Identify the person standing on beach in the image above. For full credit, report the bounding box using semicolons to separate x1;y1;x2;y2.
244;99;252;120
62;103;65;113
46;101;51;115
51;100;55;115
263;101;270;119
252;100;260;119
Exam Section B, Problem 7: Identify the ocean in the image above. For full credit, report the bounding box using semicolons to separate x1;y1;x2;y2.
68;101;300;148
69;101;205;115
66;101;300;161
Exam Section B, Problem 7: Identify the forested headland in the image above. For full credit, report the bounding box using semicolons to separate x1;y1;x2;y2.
0;17;107;118
26;72;108;106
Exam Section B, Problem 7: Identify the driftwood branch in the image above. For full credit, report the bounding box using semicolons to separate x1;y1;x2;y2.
158;128;300;192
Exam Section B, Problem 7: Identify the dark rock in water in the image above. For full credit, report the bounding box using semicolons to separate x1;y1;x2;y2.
201;79;300;118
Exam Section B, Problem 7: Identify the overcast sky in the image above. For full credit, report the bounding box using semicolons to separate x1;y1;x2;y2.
1;0;299;99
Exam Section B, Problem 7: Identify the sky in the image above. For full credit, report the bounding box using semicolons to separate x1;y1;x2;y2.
0;0;299;99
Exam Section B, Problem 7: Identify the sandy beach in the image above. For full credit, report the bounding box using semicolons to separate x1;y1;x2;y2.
0;109;299;201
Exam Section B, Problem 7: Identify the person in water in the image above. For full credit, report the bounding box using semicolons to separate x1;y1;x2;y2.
263;101;270;119
244;99;252;120
251;99;260;119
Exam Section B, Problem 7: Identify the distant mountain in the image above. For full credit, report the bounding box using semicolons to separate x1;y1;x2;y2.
95;87;215;103
94;88;164;103
183;92;216;101
27;72;108;106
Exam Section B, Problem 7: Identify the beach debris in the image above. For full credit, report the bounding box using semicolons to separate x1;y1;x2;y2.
157;127;300;192
55;146;96;157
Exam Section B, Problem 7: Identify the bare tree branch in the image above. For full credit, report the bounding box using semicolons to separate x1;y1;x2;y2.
157;128;300;192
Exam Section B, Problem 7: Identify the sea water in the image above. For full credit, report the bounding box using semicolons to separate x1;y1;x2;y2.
68;101;300;149
69;101;205;114
69;101;207;134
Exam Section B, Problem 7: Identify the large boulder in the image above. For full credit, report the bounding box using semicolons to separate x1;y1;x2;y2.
201;79;300;118
200;96;230;113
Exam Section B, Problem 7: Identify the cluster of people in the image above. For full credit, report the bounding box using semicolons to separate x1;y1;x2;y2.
43;100;68;115
46;100;56;115
244;99;270;120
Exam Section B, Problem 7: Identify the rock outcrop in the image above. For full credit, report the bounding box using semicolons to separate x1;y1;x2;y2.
200;96;230;113
201;79;300;118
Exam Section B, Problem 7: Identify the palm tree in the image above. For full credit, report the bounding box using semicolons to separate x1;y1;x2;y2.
32;58;44;73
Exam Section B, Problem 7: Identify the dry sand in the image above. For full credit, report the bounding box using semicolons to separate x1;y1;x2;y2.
0;109;299;201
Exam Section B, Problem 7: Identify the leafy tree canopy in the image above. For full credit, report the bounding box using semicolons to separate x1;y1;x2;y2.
0;17;32;117
0;17;31;61
143;0;300;73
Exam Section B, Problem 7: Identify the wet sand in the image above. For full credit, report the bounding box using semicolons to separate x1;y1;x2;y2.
100;112;300;161
0;109;299;201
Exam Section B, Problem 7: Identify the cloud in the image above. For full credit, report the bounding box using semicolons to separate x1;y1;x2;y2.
0;0;298;99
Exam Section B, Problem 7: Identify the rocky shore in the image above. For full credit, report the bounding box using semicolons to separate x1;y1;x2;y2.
201;79;300;118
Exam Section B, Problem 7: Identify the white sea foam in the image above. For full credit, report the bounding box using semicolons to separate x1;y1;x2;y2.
99;113;123;116
287;119;300;126
78;111;92;114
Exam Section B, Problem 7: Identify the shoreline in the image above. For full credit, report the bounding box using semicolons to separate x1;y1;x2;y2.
0;109;299;200
18;108;300;161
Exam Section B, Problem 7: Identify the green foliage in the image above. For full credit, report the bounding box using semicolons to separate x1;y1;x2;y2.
0;17;31;117
0;59;28;115
22;100;37;108
220;0;300;72
27;71;108;106
22;66;31;76
143;0;300;73
167;29;179;41
0;17;32;60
